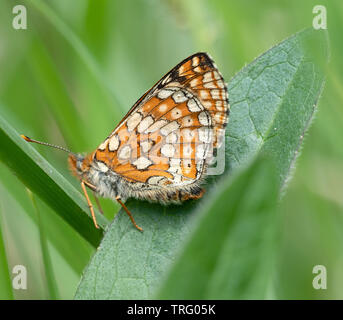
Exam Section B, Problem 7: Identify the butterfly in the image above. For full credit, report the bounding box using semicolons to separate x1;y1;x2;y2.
22;52;229;231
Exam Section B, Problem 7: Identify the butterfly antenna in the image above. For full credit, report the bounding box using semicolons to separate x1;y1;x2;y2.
20;134;74;155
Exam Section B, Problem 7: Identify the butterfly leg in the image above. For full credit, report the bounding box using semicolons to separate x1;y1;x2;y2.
115;197;143;232
83;181;104;215
81;180;99;229
92;191;104;215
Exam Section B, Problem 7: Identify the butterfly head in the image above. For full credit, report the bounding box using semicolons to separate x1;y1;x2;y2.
68;153;83;177
68;152;93;179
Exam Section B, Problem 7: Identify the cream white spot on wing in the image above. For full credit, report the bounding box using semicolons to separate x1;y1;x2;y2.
181;128;195;142
210;89;222;99
146;119;168;133
98;139;108;151
168;158;182;175
198;127;212;143
170;158;181;166
172;90;188;103
204;82;217;89
203;71;213;83
159;103;168;113
216;80;225;89
127;112;142;132
97;161;109;173
166;82;180;87
198;111;210;126
161;144;175;157
187;99;202;112
166;132;178;143
138;116;154;133
173;175;183;185
190;78;200;87
200;90;209;99
118;145;131;160
157;89;174;99
183;145;193;158
147;176;167;185
140;140;153;153
160;121;180;136
133;156;152;170
192;56;200;67
108;134;119;151
213;71;221;80
202;100;213;109
215;100;224;111
196;143;207;159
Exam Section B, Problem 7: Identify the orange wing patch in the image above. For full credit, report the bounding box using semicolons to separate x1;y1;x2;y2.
94;52;229;187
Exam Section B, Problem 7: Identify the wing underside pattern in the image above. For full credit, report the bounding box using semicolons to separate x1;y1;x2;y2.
95;53;229;187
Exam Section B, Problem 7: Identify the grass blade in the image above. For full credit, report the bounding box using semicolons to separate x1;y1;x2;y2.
0;204;13;300
0;162;94;276
27;190;59;299
0;112;108;247
26;0;125;115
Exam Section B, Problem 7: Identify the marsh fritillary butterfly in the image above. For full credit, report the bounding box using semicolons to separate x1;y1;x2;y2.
22;53;229;231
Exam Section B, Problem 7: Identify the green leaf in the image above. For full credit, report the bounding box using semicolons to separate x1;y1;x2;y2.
0;113;108;248
74;199;196;299
224;29;328;189
156;156;278;299
75;29;328;299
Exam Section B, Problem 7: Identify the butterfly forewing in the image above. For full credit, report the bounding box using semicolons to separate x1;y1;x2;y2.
95;52;229;187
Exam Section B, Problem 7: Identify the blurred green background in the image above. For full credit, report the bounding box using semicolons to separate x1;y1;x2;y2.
0;0;342;299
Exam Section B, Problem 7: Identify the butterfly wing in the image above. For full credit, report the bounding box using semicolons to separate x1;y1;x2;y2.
95;52;229;187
